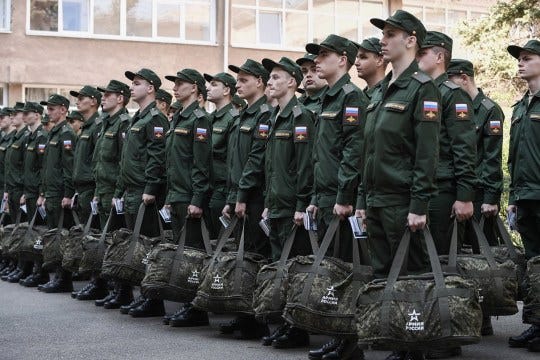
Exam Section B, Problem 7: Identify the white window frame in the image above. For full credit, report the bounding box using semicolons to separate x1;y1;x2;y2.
0;83;7;107
26;0;217;45
0;0;11;32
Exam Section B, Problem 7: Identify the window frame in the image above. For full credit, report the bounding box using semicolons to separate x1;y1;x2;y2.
0;0;11;32
26;0;218;46
0;83;7;107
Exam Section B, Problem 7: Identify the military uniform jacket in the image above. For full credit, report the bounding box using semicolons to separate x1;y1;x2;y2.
42;120;77;198
93;108;130;196
23;125;47;198
364;80;383;100
312;73;367;208
73;112;101;190
433;74;477;202
4;127;29;193
115;102;169;198
359;61;440;215
508;90;540;204
227;95;272;204
0;131;15;192
298;87;326;116
264;97;315;218
211;103;237;188
472;89;504;205
165;100;212;207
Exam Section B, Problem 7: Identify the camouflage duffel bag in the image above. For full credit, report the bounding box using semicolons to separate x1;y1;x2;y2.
101;204;165;285
193;217;267;314
141;218;212;302
6;211;47;258
0;212;21;256
253;225;319;322
522;255;540;325
62;213;100;273
440;220;518;316
79;211;115;275
356;228;482;351
39;209;74;271
283;217;373;335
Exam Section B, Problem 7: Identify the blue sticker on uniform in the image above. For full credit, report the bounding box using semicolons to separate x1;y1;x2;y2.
295;126;308;141
195;127;208;142
258;124;269;138
455;103;469;119
154;126;164;139
63;140;72;150
423;101;438;120
343;107;360;125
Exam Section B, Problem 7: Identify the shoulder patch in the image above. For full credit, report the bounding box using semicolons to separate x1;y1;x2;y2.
229;108;240;117
488;120;502;135
259;104;270;114
195;128;208;142
480;97;495;111
342;83;355;94
63;140;73;150
194;108;206;119
343;106;360;125
292;105;302;118
153;126;164;139
150;107;160;117
411;71;431;84
294;126;308;142
443;80;460;90
256;123;270;139
455;103;470;120
423;101;439;121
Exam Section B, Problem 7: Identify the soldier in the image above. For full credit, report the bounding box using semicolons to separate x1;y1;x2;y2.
161;68;212;327
358;10;440;360
260;56;315;349
168;100;181;122
220;59;271;339
295;53;327;115
114;68;169;318
231;94;247;111
203;72;238;239
37;94;77;293
18;102;49;287
506;39;540;353
353;37;387;99
155;88;172;116
303;33;368;360
0;107;15;275
67;110;84;135
90;80;132;309
42;114;53;132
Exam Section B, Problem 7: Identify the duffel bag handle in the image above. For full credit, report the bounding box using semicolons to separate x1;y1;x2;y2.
175;216;214;258
82;211;95;237
126;203;164;264
207;216;240;268
491;215;520;260
234;218;248;293
449;219;499;269
24;208;39;239
98;208;114;247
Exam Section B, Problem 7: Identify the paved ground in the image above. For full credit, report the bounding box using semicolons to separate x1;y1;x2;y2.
0;280;537;360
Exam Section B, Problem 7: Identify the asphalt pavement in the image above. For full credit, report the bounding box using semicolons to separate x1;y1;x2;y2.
0;280;537;360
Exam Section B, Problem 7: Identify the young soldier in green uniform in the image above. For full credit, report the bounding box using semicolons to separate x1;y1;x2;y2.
358;10;441;360
296;53;327;115
92;80;132;309
220;59;271;339
304;34;368;360
204;72;238;239
0;107;15;275
506;39;540;353
260;56;314;350
162;68;212;327
37;94;77;293
155;88;172;116
19;102;49;287
353;37;387;99
114;68;169;318
67;110;84;135
168;100;181;122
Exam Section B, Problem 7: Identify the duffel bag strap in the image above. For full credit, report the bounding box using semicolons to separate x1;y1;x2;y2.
125;203;146;264
201;219;212;256
493;215;520;260
57;208;65;233
207;216;239;273
82;212;95;237
234;218;248;294
170;216;214;277
98;209;114;248
308;230;319;254
24;208;39;239
447;219;459;271
269;224;298;306
71;210;81;227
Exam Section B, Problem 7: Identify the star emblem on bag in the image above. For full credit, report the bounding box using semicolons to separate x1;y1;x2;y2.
326;286;336;297
408;309;420;322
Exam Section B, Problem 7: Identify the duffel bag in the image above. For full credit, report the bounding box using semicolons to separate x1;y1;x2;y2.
62;212;100;273
79;210;115;275
141;218;213;302
440;220;518;316
101;203;165;285
193;217;267;314
523;255;540;325
6;210;46;259
356;227;482;351
38;209;77;271
283;217;372;336
1;212;21;256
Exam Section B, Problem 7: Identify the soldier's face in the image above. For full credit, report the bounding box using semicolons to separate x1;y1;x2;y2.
355;49;381;80
173;80;195;102
0;115;10;130
130;77;152;103
448;74;466;88
206;80;227;103
267;68;292;100
235;72;260;99
23;111;36;126
155;99;169;114
301;61;327;91
416;48;438;74
11;112;23;128
517;51;540;80
76;95;94;112
101;91;121;113
380;26;410;62
47;105;66;123
315;49;344;79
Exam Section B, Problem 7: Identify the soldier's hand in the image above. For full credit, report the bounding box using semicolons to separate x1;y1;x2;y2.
37;196;45;207
222;204;231;219
507;204;517;214
61;197;71;208
3;192;8;200
235;202;247;218
293;211;304;226
142;193;155;205
92;196;98;204
306;204;318;218
111;197;118;207
261;208;268;219
19;194;26;205
408;213;427;232
452;201;474;222
355;209;366;231
188;204;203;218
481;203;498;217
333;203;353;220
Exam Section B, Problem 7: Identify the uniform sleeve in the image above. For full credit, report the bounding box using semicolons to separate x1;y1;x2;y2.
336;91;367;205
191;115;212;208
61;131;76;198
294;111;315;212
144;114;169;195
444;89;477;202
480;105;504;205
410;83;441;215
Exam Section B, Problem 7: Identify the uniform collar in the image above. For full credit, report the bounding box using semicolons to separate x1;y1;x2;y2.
50;120;68;134
472;88;486;110
179;100;200;119
306;86;326;101
213;102;233;120
383;60;419;89
273;96;298;122
103;108;127;126
433;73;449;87
325;73;351;97
134;101;156;120
82;111;99;129
244;95;267;115
13;126;28;139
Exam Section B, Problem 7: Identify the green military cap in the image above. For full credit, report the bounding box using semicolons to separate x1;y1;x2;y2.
306;34;358;65
0;107;13;117
228;59;270;85
204;72;237;95
125;68;162;89
165;68;206;96
70;85;102;103
13;102;26;113
67;110;84;122
296;53;317;66
97;80;130;97
420;31;453;52
262;57;303;86
155;89;172;105
447;59;475;77
170;100;181;111
371;10;426;46
507;39;540;59
40;94;70;108
232;94;247;109
355;37;383;55
23;101;44;114
41;114;50;124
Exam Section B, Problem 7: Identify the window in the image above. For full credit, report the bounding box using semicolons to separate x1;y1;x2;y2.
0;85;6;107
0;0;10;31
231;0;384;50
24;85;81;105
28;0;216;44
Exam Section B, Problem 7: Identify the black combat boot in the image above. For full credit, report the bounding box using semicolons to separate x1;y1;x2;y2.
262;323;289;346
321;338;364;360
120;294;144;314
77;277;109;300
41;268;73;293
104;283;133;309
169;303;209;327
309;338;341;360
272;326;310;349
128;298;165;318
509;325;540;348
